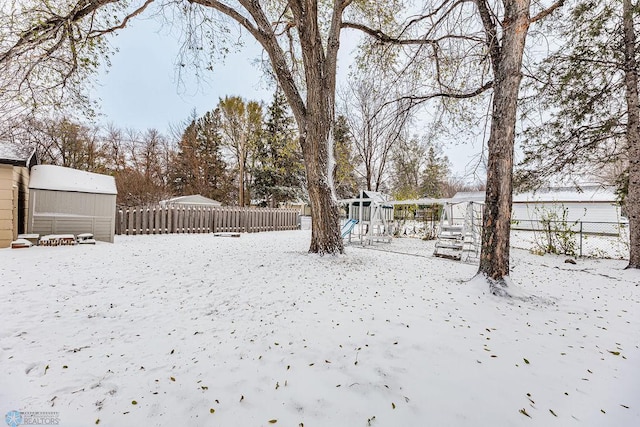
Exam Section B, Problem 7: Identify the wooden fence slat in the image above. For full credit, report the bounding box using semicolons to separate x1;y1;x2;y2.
115;204;299;236
134;207;140;235
127;208;133;235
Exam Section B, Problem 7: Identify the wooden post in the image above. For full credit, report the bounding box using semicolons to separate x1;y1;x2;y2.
134;207;141;235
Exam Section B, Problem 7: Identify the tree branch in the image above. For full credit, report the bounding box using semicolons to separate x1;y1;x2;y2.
474;0;500;69
0;0;119;64
397;80;494;106
530;0;566;23
341;22;436;45
89;0;156;38
342;21;482;46
188;0;261;41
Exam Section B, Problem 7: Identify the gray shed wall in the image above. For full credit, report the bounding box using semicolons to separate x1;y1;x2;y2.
28;189;116;242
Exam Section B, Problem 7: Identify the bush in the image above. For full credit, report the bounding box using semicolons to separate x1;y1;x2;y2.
531;206;579;256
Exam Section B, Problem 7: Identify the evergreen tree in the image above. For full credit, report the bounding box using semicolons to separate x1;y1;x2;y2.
253;89;305;206
170;109;233;204
420;145;451;198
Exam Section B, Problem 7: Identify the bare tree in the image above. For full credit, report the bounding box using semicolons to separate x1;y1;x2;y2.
111;127;172;205
102;123;128;172
17;116;104;170
0;1;153;139
344;0;567;293
340;72;413;193
218;96;263;207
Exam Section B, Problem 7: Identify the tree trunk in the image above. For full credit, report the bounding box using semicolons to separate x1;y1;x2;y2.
303;133;344;254
478;0;531;294
623;0;640;268
287;0;344;254
299;59;344;254
239;154;245;207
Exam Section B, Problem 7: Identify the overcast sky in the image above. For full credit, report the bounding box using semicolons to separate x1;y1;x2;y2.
91;14;273;134
90;11;483;179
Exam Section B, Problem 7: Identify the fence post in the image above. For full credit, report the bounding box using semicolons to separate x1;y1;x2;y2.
115;209;121;235
579;221;583;257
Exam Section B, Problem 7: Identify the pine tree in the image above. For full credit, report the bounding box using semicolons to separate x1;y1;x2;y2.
420;145;451;198
253;89;305;206
170;109;233;204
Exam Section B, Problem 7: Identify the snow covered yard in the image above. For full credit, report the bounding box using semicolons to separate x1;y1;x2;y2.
0;231;638;427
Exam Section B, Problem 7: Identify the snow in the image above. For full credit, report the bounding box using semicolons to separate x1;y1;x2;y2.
0;231;638;426
451;186;617;204
511;229;630;260
513;186;616;203
9;239;32;248
29;165;117;195
160;195;222;206
0;142;34;163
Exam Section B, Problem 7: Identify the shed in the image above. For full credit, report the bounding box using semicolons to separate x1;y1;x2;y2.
160;194;222;207
511;185;624;234
28;165;117;242
451;186;625;234
0;143;37;247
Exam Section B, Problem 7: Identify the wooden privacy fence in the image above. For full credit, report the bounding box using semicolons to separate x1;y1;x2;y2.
115;205;299;235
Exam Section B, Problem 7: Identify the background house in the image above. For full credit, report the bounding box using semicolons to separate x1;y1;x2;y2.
0;143;37;247
28;165;118;242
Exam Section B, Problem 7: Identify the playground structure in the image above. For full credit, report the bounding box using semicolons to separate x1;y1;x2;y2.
433;200;484;261
340;191;394;245
338;191;485;262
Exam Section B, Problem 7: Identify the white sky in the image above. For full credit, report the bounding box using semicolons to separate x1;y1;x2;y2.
91;12;483;179
92;14;273;134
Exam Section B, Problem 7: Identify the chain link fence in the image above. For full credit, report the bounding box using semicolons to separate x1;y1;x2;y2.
511;219;630;259
387;218;630;260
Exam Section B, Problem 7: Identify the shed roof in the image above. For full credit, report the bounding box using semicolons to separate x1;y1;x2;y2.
162;194;222;206
0;142;36;166
513;186;616;203
29;165;117;195
451;191;485;202
451;186;617;204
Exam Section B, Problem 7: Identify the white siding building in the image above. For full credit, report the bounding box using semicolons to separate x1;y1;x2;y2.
451;186;625;235
28;165;118;242
511;186;624;234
